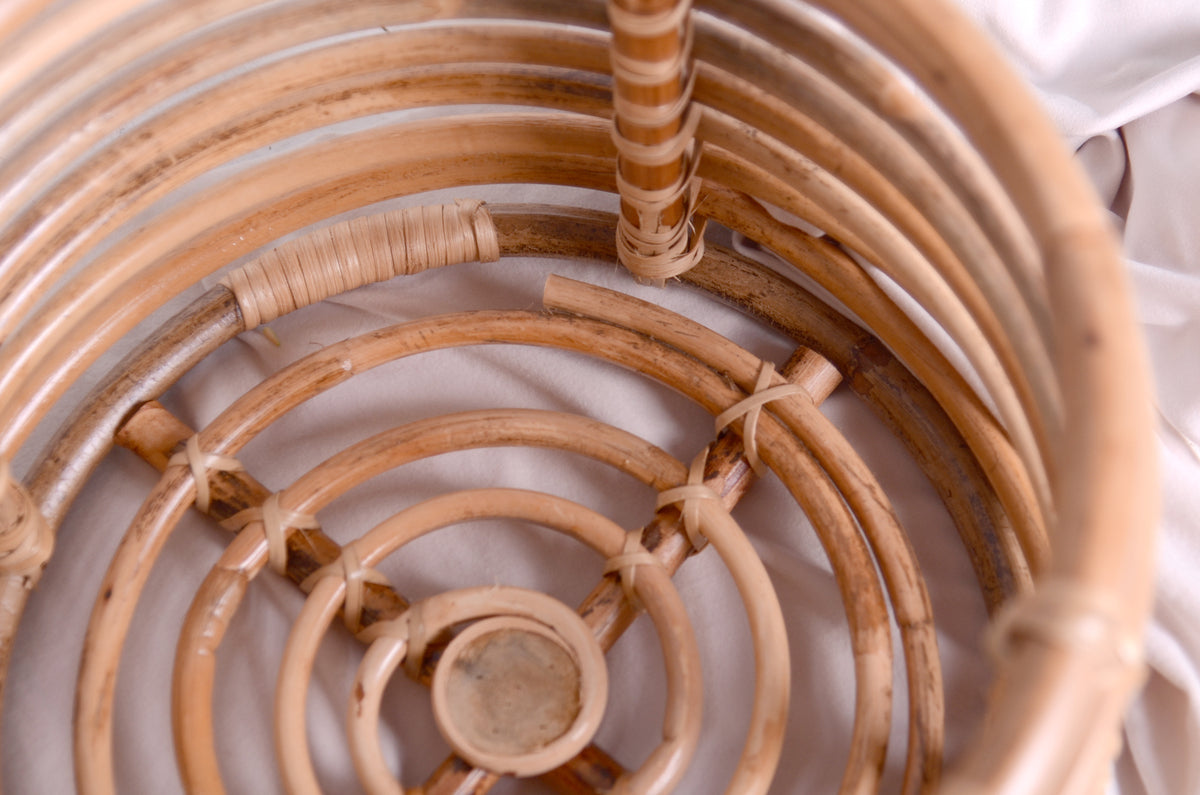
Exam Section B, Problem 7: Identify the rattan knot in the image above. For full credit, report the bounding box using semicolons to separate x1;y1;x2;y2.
608;0;706;282
354;602;428;679
299;544;390;634
400;602;429;679
0;460;52;579
602;529;662;609
166;435;244;513
714;361;812;475
986;579;1144;681
219;493;319;576
656;448;719;551
221;199;500;328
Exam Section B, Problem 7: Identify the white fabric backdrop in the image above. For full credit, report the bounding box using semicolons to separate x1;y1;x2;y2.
4;2;1198;793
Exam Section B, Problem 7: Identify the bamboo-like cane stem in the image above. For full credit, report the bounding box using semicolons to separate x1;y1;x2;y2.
609;0;700;280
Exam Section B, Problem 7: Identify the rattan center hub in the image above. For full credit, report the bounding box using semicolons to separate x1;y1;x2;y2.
430;613;608;777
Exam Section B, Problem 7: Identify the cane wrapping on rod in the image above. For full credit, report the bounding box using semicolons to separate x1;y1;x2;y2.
608;0;706;282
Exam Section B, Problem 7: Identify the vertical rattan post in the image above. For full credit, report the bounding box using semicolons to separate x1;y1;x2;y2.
608;0;705;282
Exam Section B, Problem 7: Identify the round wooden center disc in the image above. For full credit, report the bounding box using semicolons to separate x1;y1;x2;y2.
443;627;581;756
430;612;607;776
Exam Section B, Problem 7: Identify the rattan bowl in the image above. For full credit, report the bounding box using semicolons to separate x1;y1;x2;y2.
0;0;1157;793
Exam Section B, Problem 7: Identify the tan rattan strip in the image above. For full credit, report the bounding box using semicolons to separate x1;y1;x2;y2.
220;199;499;329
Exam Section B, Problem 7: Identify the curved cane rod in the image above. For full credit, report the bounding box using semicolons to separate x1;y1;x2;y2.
0;0;186;109
0;36;1049;486
170;537;254;795
794;0;1159;791
698;189;1045;581
696;5;1051;343
695;0;1047;336
0;0;608;181
0;1;44;45
698;149;1051;521
691;44;1058;458
0;31;610;343
0;21;1055;483
272;412;682;518
77;312;890;795
74;466;196;794
172;408;686;792
0;110;1048;540
673;239;1040;591
695;107;1053;500
681;499;790;794
274;490;702;795
10;205;1028;788
1;0;1041;362
546;274;942;792
27;289;243;528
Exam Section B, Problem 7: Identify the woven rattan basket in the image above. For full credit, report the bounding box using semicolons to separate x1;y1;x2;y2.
0;0;1158;793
